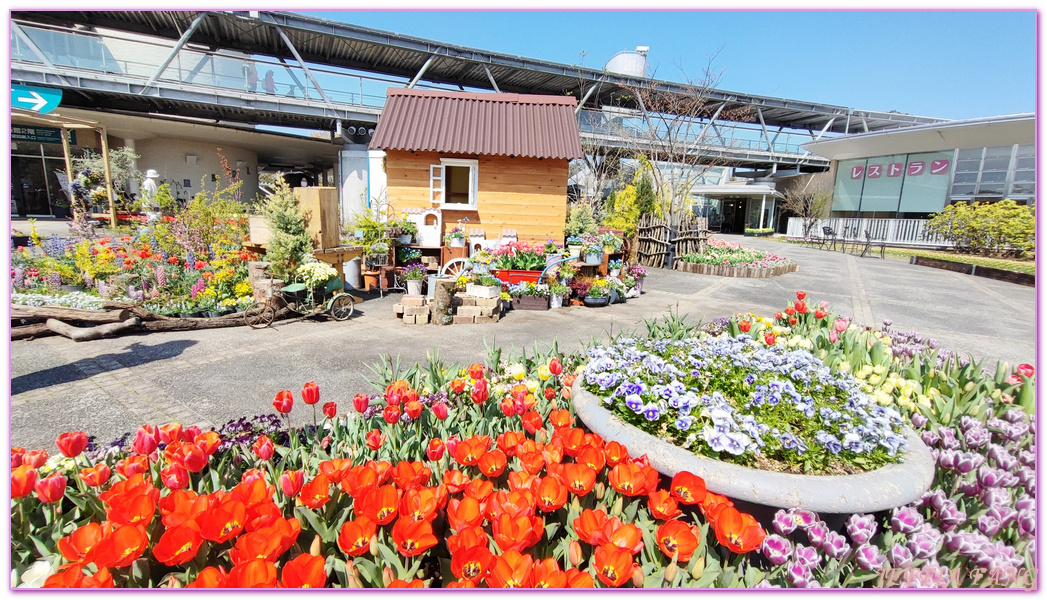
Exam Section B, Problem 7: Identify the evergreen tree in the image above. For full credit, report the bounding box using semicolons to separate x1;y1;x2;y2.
263;178;313;280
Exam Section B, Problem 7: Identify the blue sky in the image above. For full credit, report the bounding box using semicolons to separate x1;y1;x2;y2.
306;10;1036;120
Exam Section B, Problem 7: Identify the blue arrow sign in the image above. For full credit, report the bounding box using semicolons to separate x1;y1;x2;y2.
11;84;62;114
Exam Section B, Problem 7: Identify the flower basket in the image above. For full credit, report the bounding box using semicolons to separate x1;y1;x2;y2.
582;252;602;266
610;268;621;277
511;295;549;311
583;296;609;307
491;269;543;285
448;237;466;248
406;279;424;296
550;294;564;308
567;245;582;258
466;283;501;298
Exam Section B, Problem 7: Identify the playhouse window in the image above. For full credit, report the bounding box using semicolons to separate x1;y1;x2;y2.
431;159;477;209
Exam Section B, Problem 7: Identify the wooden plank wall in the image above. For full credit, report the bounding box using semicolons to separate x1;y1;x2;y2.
384;150;568;243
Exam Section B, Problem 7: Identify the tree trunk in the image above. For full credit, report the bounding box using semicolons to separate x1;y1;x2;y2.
139;306;293;332
431;279;455;326
11;305;131;323
11;322;56;340
46;316;140;342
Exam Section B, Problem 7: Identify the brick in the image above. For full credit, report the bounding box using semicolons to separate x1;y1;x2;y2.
474;315;498;324
393;303;404;315
402;295;426;307
458;306;482;317
451;297;464;307
460;297;477;306
403;306;431;317
416;313;431;324
453;315;475;325
477;306;497;317
402;315;416;325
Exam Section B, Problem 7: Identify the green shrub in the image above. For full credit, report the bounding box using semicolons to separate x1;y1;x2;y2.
926;199;1034;257
564;203;598;239
263;178;313;280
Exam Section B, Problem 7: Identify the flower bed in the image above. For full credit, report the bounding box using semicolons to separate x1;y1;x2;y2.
680;238;793;274
10;291;1036;589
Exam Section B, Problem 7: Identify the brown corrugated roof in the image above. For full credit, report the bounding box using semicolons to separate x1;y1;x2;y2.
369;88;584;160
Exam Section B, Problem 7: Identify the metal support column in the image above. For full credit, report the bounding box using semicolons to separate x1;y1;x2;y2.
275;25;332;103
407;55;438;89
482;64;501;93
574;83;600;114
140;12;208;92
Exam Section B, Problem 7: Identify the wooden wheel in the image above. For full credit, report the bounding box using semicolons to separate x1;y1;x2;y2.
244;302;275;329
329;294;355;321
440;257;471;279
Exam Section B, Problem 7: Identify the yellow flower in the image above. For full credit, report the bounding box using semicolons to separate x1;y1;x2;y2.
868;374;882;386
509;364;526;381
525;379;539;393
537;365;551;381
838;362;851;373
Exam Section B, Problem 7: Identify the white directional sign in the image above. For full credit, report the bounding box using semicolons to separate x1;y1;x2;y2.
11;84;62;114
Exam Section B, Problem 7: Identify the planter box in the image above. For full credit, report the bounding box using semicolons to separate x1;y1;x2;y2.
583;296;609;307
511;295;549;311
466;283;501;298
744;231;774;237
492;269;543;285
248;215;270;246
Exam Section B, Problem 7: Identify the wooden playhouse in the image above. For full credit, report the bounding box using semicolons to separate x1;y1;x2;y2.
369;89;585;245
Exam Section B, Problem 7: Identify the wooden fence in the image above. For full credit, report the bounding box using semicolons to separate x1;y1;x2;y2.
635;213;709;269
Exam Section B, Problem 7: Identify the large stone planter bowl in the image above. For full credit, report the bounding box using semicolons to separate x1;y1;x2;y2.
572;382;935;514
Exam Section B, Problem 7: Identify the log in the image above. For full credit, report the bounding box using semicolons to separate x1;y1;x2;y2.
11;322;56;340
46;317;140;342
11;305;130;324
431;279;455;326
138;307;292;332
101;300;168;321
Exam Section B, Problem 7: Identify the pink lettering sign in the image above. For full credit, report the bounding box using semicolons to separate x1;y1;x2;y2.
888;163;904;177
930;160;951;175
850;166;865;180
908;162;926;176
867;165;883;178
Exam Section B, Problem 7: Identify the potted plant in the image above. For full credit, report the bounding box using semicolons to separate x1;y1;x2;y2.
490;242;547;285
397;246;422;265
469;250;494;275
466;273;502;298
398;219;419;245
508;281;549;310
580;233;603;266
622;275;641;298
556;261;577;283
584;279;610;307
565;235;583;259
365;241;390;269
625;263;647;293
608;258;624;277
568;278;591;306
600;232;623;254
607;277;627;304
402;262;427;296
444;226;466;248
549;282;570;308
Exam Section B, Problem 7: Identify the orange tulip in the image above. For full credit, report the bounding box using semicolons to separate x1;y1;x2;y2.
318;458;353;484
467;363;486;380
604;441;630;466
442;470;470;494
392;461;432;490
447;525;489;555
186;566;231;588
496;430;526;457
517;451;546;476
450;544;494;583
712;506;766;554
58;522;105;563
573;508;610;545
25;449;48;468
608;463;647;496
485;549;534;588
340;464;378;497
535;476;569;512
367;460;393;485
656;520;700;562
115;455;149;479
699;491;734;520
280;553;326;588
647;489;682;520
279;470;305;498
562;463;597;497
159;423;184;445
92;524;149;569
11;465;37;499
300;474;331;510
541;440;564;465
479;449;508;477
387;579;425;588
337;517;376;557
78;464;111;488
43;563;114;588
399;486;440;522
566;568;595;588
194;431;222;456
447;497;484;532
576;445;606;473
604;522;644;554
391;518;438;557
453;437;488;466
593;543;635;588
507;470;537;493
532;557;568;588
556;428;587;457
152;524;203;566
462;478;494;503
197;498;247;543
232;478;275;511
491;513;543;552
230;558;278;588
548;409;573;429
105;491;157;527
670;471;707;505
521;410;543;435
231;530;286;565
365;429;385;451
485;489;536;520
356;484;400;525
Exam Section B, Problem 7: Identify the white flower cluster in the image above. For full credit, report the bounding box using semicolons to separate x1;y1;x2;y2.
296;261;338;288
11;292;103;310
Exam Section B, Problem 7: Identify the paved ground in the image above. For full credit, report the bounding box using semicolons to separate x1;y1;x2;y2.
9;234;1036;452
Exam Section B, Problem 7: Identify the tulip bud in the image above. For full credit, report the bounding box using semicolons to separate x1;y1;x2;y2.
382;566;394;587
690;555;705;580
536;429;548;445
964;381;976;393
369;535;379;557
346;570;363;589
571;496;582;513
168;577;182;588
612;496;623;517
631;566;644;587
594;482;606;500
664;554;679;583
568;540;583;567
310;534;322;556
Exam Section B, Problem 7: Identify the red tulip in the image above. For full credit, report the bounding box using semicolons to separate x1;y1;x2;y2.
738;320;751;333
322;402;337;419
427;439;445;461
785;306;795;316
815;308;828;319
253;435;275;461
56;431;88;458
1017;364;1035;379
432;402;449;420
35;474;67;503
273;390;293;414
382;405;401;424
161;465;190;490
548;357;563;376
775;311;784;320
788;317;798;326
544;386;556;400
796;290;807;301
279;470;305;498
404;400;423;420
352;394;370;413
764;333;777;346
301;382;320;405
159;423;183;445
25;449;48;469
471;379;489;405
80;464;111;488
468;363;486;380
366;429;385;451
11;465;37;499
521;410;543;435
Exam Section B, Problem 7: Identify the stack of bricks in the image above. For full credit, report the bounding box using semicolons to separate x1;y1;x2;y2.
451;296;503;324
394;295;431;325
393;294;504;325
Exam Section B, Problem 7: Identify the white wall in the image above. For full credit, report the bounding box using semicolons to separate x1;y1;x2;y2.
133;139;259;204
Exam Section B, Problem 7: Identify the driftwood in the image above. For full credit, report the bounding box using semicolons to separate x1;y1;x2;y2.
46;317;140;342
11;305;131;324
11;322;56;341
139;306;294;332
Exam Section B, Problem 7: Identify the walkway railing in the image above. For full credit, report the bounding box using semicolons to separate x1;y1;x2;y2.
785;217;953;248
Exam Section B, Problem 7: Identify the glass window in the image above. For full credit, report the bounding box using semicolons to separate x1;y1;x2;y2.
949;184;976;197
982;158;1010;171
977;183;1005;194
1011;182;1035;195
832;159;865;212
439;159;478;209
980;171;1007;183
1015;144;1034;157
984;146;1012;159
953;172;978;184
1016;156;1035;169
955;159;981;172
957;148;983;160
1012;169;1035;183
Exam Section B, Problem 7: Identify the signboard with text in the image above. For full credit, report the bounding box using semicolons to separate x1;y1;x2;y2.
11;125;76;145
834;151;954;214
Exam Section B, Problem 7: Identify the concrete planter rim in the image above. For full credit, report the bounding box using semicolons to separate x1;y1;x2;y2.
571;381;935;514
